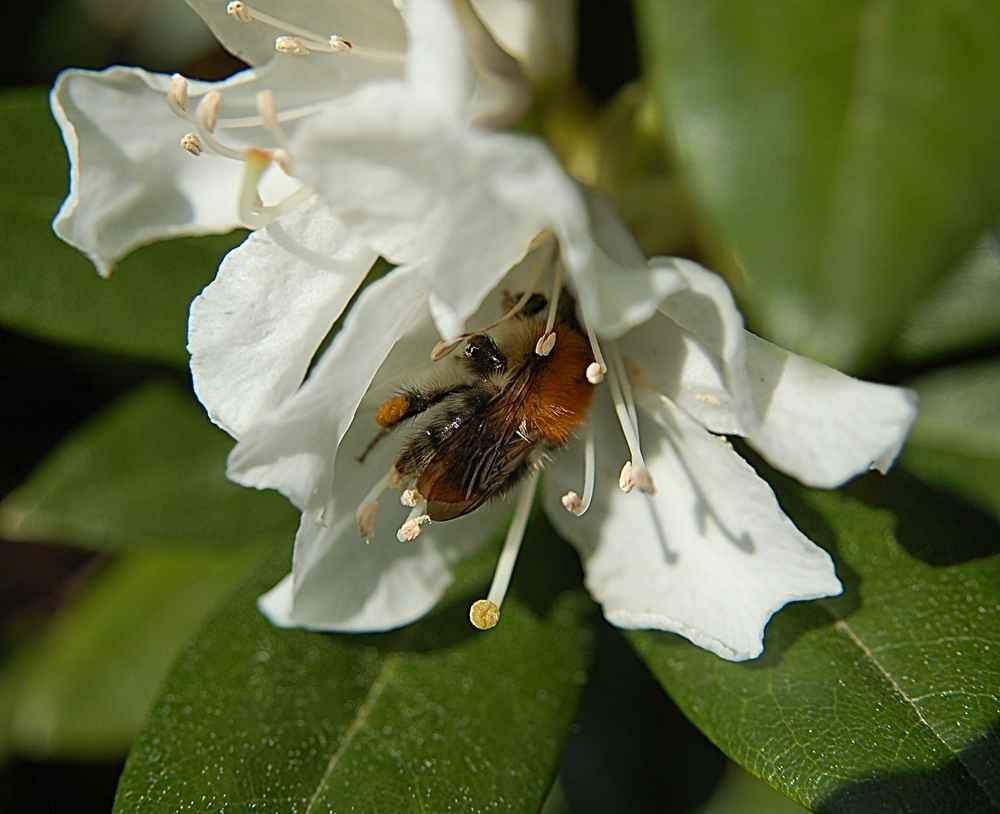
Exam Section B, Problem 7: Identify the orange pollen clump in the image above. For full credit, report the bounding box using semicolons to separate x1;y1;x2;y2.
375;395;410;427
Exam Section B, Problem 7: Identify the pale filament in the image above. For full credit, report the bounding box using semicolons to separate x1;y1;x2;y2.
238;149;315;229
535;258;565;356
470;468;540;629
431;235;556;362
561;422;595;516
605;342;655;494
256;90;286;146
227;1;405;63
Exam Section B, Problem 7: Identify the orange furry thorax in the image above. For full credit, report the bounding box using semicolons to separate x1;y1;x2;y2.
524;323;595;445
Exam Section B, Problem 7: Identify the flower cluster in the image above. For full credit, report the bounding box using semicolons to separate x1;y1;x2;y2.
52;0;916;661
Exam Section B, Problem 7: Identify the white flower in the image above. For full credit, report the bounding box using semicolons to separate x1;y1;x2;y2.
208;206;915;661
50;0;527;277
179;0;917;662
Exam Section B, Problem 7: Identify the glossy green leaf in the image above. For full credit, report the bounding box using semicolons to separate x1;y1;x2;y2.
0;87;244;365
631;467;1000;814
901;359;1000;518
635;0;1000;370
0;544;270;760
113;520;594;814
897;231;1000;361
0;380;297;548
700;762;809;814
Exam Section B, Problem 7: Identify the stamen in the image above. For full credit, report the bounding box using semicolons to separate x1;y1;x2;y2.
535;259;565;357
180;133;203;155
561;424;595;516
238;148;314;228
228;1;403;62
582;317;608;384
609;344;638;431
356;469;397;540
470;469;540;630
276;35;311;56
400;488;420;508
273;149;293;175
256;90;286;146
226;1;252;22
397;499;431;542
329;35;353;53
605;343;655;495
197;91;221;133
167;74;189;116
431;239;553;362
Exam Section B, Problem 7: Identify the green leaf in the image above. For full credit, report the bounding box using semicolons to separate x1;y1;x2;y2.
0;544;271;760
635;0;1000;370
0;87;244;365
896;232;1000;361
113;520;595;814
0;379;297;548
901;359;1000;518
630;467;1000;813
700;762;810;814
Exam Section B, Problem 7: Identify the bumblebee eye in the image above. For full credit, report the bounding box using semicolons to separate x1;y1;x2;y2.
464;334;507;375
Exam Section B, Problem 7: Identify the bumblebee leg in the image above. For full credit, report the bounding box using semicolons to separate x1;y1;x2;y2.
357;385;470;463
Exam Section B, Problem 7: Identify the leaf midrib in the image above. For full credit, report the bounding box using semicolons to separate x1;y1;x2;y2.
821;602;998;808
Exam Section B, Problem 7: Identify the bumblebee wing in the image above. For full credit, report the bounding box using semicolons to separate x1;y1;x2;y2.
418;373;538;521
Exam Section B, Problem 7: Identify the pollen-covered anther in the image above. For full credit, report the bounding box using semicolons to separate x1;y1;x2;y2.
168;74;189;112
535;331;557;356
561;491;583;514
197;91;222;133
619;461;655;495
400;488;420;508
397;515;430;542
388;466;404;489
180;133;203;155
469;599;500;630
226;1;252;22
356;501;378;541
275;35;309;55
586;362;605;384
329;35;353;53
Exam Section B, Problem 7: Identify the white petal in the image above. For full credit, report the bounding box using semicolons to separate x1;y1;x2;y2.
544;390;841;661
257;349;507;632
404;0;479;122
186;0;407;67
653;257;755;420
572;191;686;339
742;333;919;487
188;198;377;438
51;67;246;275
227;263;431;513
621;311;746;435
469;0;576;83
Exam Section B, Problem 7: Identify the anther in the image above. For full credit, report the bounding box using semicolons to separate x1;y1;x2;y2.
535;331;557;356
431;337;464;362
275;35;309;55
561;492;583;513
619;461;655;495
586;362;605;384
168;74;189;112
400;488;420;508
197;91;222;133
388;466;404;489
357;502;378;541
226;1;252;22
256;90;286;146
180;133;203;155
397;515;430;542
470;599;500;630
329;35;353;53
